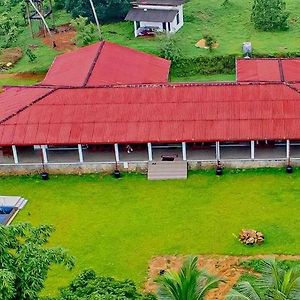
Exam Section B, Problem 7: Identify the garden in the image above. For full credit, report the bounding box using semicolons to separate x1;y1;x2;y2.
2;168;300;298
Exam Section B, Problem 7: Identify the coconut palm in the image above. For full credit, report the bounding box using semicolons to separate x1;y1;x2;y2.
155;256;223;300
227;258;300;300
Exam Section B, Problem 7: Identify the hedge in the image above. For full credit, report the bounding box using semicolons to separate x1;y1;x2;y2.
171;51;300;78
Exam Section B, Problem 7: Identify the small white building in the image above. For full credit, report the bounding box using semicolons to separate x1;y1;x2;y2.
125;0;184;37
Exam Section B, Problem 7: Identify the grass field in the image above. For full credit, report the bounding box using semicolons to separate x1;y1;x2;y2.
2;169;300;296
3;0;300;74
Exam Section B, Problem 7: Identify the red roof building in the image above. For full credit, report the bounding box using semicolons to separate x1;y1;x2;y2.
1;82;300;146
2;43;300;169
41;41;171;86
237;58;300;83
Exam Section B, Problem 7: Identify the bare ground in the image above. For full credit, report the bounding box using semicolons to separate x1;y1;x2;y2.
146;254;300;300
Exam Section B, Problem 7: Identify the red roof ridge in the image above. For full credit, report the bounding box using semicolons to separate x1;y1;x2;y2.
83;41;105;87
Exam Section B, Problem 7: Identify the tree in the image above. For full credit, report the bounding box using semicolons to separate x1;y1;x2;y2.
0;0;23;48
227;258;300;300
64;0;131;24
155;256;223;300
159;35;182;62
56;269;155;300
0;223;75;300
251;0;289;31
71;16;99;46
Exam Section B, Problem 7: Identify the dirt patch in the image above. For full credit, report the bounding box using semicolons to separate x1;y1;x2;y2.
41;24;77;52
0;48;23;70
0;73;45;81
146;255;300;300
195;39;219;49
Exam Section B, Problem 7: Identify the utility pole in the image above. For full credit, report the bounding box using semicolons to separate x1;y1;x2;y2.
88;0;102;40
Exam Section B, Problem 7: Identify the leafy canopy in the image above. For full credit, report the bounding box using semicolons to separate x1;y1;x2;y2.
64;0;131;24
227;258;300;300
251;0;289;31
0;223;75;300
55;269;155;300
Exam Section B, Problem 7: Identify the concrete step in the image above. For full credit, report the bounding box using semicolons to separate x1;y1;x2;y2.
148;161;187;180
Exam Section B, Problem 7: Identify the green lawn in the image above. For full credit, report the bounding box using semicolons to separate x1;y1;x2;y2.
3;0;300;74
170;73;236;82
1;169;300;296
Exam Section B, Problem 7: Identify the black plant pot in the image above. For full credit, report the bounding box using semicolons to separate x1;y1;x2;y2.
216;166;223;176
286;165;293;174
113;169;121;179
41;172;49;180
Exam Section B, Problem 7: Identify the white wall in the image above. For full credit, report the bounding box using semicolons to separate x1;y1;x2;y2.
133;4;184;35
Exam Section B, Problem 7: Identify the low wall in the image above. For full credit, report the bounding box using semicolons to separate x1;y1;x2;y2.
0;159;299;175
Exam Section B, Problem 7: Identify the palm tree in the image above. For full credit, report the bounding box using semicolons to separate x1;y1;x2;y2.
155;256;223;300
227;258;300;300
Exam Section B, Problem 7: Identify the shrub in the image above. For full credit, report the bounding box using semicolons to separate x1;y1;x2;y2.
56;269;156;300
71;16;100;46
203;34;217;51
159;35;182;62
251;0;289;31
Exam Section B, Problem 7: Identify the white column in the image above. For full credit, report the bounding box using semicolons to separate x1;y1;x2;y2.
216;142;220;161
286;139;290;160
78;144;84;163
147;143;153;161
114;143;120;162
134;21;138;37
182;142;187;161
251;141;255;160
41;145;48;164
12;145;19;164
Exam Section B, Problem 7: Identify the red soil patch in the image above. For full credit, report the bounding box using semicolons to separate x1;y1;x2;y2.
146;255;300;300
41;24;77;52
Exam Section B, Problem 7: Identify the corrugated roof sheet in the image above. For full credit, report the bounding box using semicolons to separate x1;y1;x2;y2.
236;59;282;82
237;58;300;83
281;59;300;82
1;83;300;146
86;41;171;85
125;8;178;22
0;87;53;123
133;0;184;5
41;41;170;87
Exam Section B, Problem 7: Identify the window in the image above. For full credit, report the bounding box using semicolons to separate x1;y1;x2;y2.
176;13;180;25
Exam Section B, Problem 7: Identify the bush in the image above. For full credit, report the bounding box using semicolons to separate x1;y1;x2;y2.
251;0;289;31
171;55;237;77
203;34;217;51
159;35;182;62
71;16;100;46
56;269;156;300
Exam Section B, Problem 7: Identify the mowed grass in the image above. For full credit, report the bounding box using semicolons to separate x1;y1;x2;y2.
101;0;300;57
3;0;300;74
1;169;300;296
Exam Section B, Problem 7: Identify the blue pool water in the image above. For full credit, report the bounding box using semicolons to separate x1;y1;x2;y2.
0;207;14;225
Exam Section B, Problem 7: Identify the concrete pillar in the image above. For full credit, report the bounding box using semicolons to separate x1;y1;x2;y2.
182;142;187;161
12;145;18;164
216;142;220;161
134;21;138;37
251;141;255;160
287;139;290;160
41;145;48;164
147;143;153;161
114;143;120;162
78;144;84;163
